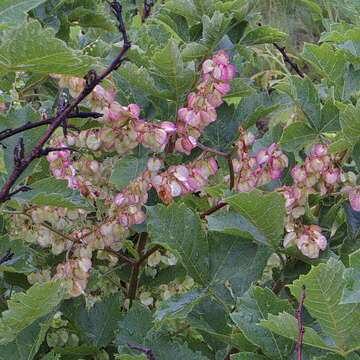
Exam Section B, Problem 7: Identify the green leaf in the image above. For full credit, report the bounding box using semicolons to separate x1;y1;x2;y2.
0;20;96;76
224;78;256;100
302;44;346;85
321;27;360;42
147;203;209;285
115;303;153;347
0;235;36;273
0;281;65;344
225;190;286;249
201;11;231;48
206;232;272;299
260;312;335;352
147;203;271;299
339;103;360;144
231;287;294;359
181;42;209;61
230;353;269;359
341;249;360;304
110;156;149;189
152;40;195;99
117;62;174;100
155;288;209;323
288;259;360;354
279;122;318;152
0;0;49;29
240;26;288;46
320;100;341;132
75;293;123;348
165;0;201;24
314;354;360;360
13;177;92;210
0;314;54;360
278;76;321;130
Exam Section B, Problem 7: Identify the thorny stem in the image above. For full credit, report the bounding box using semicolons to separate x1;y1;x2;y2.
296;285;306;360
0;112;103;142
127;344;156;360
0;1;130;204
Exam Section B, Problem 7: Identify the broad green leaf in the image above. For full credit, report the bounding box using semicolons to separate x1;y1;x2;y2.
225;190;286;249
182;42;209;61
0;235;36;273
52;344;99;356
115;303;153;347
288;259;360;354
165;0;201;24
117;62;174;100
75;293;123;348
0;106;43;188
240;26;288;46
0;20;96;76
207;232;272;299
147;203;209;285
320;100;340;132
339;103;360;144
0;314;54;360
152;40;195;99
0;281;65;344
155;288;209;323
343;202;360;241
278;76;321;130
260;312;335;352
188;298;256;350
231;353;268;359
13;177;92;210
321;28;360;42
0;0;48;29
279;122;318;152
40;352;60;360
343;65;360;101
202;11;231;48
302;44;346;85
116;304;207;360
231;287;294;359
147;203;271;298
314;354;360;360
224;78;256;100
342;249;360;304
110;156;149;189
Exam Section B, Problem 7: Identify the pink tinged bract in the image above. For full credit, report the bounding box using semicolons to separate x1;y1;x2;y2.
349;189;360;211
324;168;340;184
291;166;307;183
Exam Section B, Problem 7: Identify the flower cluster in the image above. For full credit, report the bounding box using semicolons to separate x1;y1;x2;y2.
226;128;288;192
53;257;92;297
151;157;218;204
175;51;236;153
278;144;344;258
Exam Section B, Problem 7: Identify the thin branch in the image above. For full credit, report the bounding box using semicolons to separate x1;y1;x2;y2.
296;285;306;360
272;43;305;78
199;202;227;219
196;141;230;158
227;156;235;190
0;112;103;142
142;0;155;23
0;249;14;265
103;247;137;265
127;344;156;360
127;232;148;303
257;23;304;78
0;1;130;204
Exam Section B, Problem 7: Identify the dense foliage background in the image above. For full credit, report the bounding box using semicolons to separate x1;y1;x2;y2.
1;0;360;359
